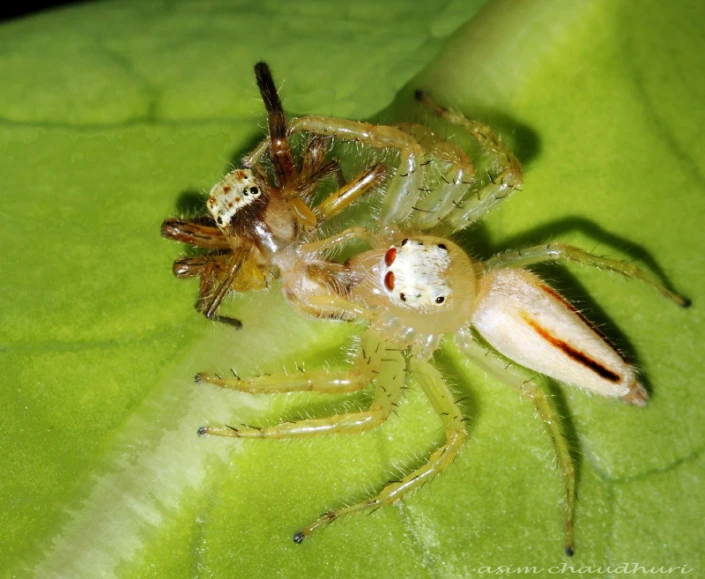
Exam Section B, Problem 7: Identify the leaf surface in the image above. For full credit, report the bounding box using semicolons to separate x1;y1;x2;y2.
2;0;703;577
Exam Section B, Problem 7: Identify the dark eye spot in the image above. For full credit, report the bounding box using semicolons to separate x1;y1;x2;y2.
217;216;223;225
435;296;445;304
437;243;447;250
250;187;259;195
399;292;406;302
401;238;409;246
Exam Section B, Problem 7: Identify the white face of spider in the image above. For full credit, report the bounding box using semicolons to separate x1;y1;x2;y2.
206;168;262;228
381;238;452;310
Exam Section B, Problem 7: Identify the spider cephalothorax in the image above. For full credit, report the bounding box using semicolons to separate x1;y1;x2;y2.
206;168;266;231
381;238;453;310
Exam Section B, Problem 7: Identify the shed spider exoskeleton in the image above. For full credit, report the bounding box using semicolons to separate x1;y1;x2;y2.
193;90;689;553
161;62;386;327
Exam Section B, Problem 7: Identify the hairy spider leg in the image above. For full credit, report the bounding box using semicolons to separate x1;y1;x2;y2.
162;222;267;327
395;122;477;230
161;218;230;249
455;328;576;556
171;253;227;280
195;367;365;395
281;135;341;230
174;250;273;289
294;357;468;543
288;293;374;321
298;226;380;254
254;64;345;231
244;116;427;225
316;163;387;220
194;245;256;329
289;116;428;225
255;62;298;188
197;329;404;438
297;134;344;192
484;243;690;307
415;90;524;234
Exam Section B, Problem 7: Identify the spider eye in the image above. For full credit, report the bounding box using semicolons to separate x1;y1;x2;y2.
384;271;395;291
384;247;397;266
250;187;259;195
435;296;446;304
399;292;406;302
401;238;409;246
437;243;447;250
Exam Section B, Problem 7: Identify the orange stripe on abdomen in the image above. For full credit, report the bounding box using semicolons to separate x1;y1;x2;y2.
537;283;627;363
520;312;621;383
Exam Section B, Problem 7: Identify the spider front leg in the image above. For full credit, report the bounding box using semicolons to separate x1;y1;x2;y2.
484;243;689;307
294;357;468;543
455;328;576;556
298;226;379;255
197;329;404;439
243;115;426;224
254;62;297;188
415;90;523;233
396;122;477;231
161;217;230;249
286;116;427;225
315;163;387;221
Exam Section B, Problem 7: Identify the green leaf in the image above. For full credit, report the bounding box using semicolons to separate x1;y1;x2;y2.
2;0;703;577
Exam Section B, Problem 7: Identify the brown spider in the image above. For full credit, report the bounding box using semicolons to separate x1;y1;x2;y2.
161;62;386;327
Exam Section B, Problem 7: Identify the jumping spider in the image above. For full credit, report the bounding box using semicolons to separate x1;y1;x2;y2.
161;62;386;327
185;71;689;554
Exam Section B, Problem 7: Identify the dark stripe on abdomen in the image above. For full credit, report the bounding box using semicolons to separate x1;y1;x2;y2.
537;283;627;363
521;312;621;383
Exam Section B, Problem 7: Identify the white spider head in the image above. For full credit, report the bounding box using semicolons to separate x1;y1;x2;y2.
207;168;265;230
381;238;453;311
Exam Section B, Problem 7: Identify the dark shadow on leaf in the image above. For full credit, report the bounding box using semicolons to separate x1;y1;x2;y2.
544;378;583;490
432;348;480;442
174;189;207;216
377;85;542;167
226;130;269;172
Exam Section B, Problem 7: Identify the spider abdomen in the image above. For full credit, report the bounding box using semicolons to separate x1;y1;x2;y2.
472;268;647;406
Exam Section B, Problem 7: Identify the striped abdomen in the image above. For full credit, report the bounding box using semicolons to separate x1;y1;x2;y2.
472;268;646;406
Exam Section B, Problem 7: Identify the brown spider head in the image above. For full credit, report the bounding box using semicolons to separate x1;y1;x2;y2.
207;168;269;237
